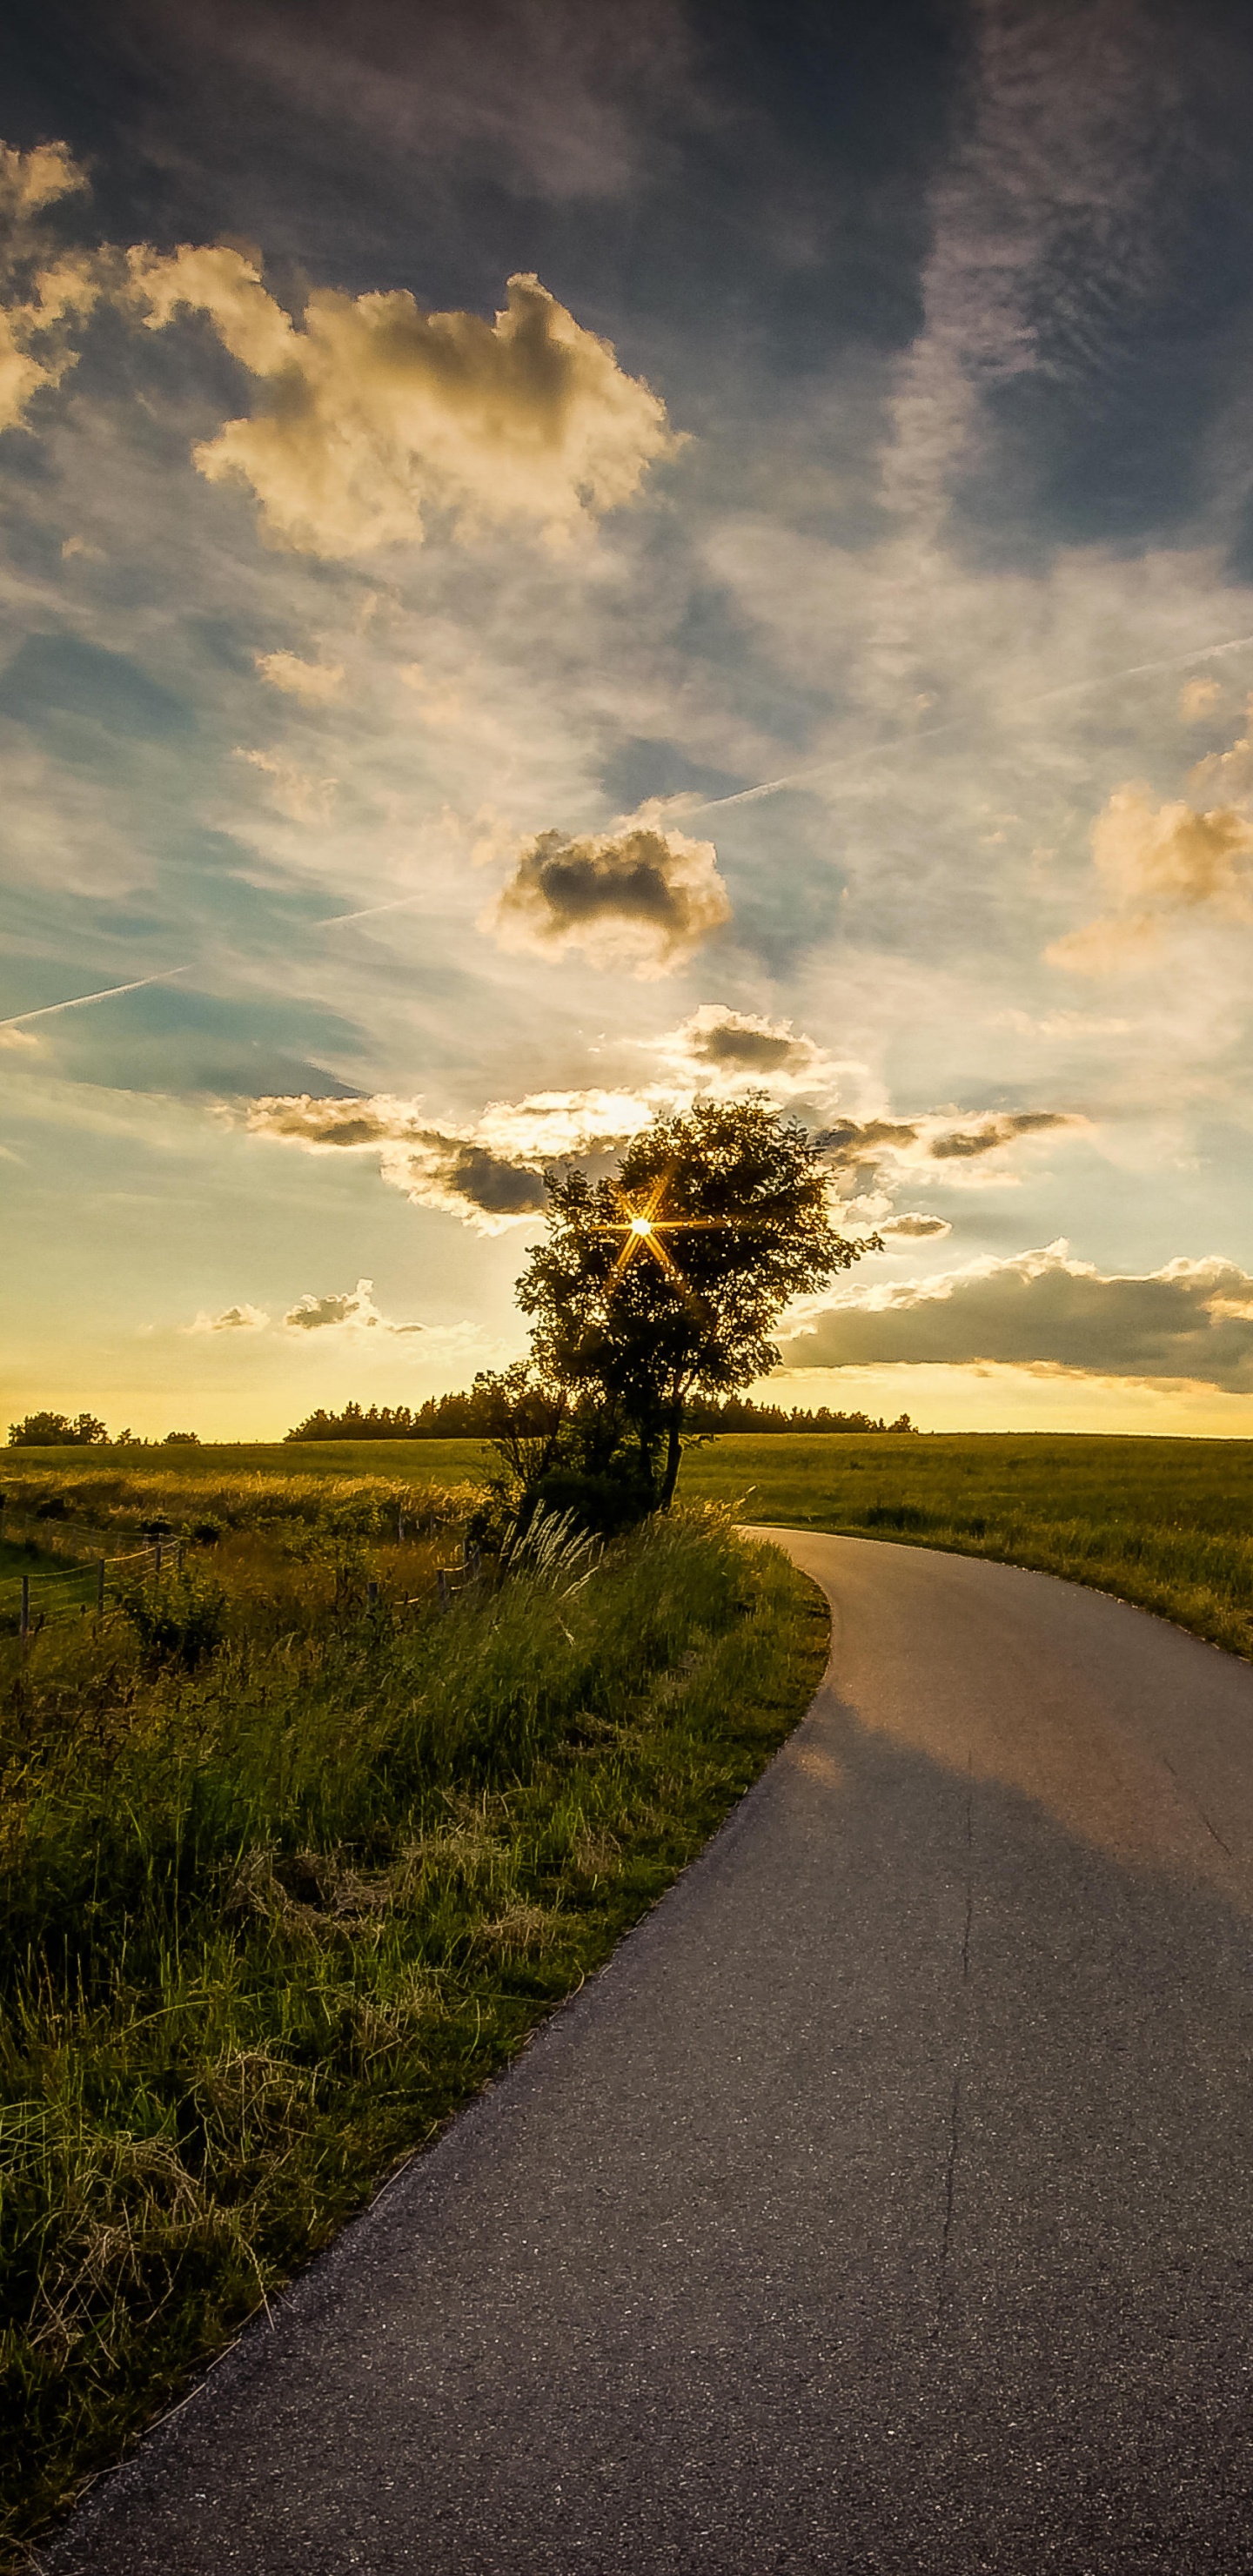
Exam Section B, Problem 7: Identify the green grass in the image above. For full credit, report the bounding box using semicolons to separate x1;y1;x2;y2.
0;1486;827;2563
676;1431;1253;1659
10;1426;1251;1654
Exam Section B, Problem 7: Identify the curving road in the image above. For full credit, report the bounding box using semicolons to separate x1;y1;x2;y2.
47;1533;1253;2574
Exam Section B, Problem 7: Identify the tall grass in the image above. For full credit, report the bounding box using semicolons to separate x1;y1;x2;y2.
0;1499;827;2561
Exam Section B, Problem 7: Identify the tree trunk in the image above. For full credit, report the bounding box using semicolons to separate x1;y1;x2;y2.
660;1405;683;1511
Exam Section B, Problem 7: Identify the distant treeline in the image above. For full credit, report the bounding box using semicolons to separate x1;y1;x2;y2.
285;1394;915;1442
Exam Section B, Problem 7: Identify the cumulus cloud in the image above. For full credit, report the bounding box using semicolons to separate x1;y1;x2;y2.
649;1004;841;1098
126;251;680;556
0;140;100;433
245;1086;656;1233
1180;676;1223;721
185;1301;269;1333
282;1277;421;1334
240;1073;1086;1241
1049;785;1253;974
255;650;345;703
783;1241;1253;1391
486;822;730;975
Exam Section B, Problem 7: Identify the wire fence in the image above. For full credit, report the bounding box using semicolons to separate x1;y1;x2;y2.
0;1525;488;1643
0;1538;175;1641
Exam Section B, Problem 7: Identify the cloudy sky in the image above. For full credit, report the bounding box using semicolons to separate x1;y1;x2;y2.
5;0;1253;1439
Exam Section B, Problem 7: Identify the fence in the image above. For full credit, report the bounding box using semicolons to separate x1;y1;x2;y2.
0;1538;176;1643
1;1513;486;1648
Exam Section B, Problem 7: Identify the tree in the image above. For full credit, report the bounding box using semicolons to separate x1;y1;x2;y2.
7;1411;109;1447
516;1097;877;1512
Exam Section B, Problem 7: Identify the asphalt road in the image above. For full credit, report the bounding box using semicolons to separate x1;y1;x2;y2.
45;1533;1253;2574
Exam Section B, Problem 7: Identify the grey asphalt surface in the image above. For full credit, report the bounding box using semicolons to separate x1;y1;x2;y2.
44;1532;1253;2575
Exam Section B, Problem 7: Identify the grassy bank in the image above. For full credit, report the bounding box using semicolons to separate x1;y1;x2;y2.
678;1432;1253;1659
0;1493;827;2563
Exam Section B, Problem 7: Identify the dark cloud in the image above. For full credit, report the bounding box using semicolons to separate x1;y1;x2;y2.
425;1142;546;1219
815;1110;1080;1173
879;1212;951;1240
928;1111;1075;1161
817;1117;921;1165
690;1017;811;1075
489;823;730;975
244;1087;640;1234
785;1244;1253;1390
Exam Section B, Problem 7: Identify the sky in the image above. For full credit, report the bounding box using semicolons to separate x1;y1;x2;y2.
4;0;1253;1440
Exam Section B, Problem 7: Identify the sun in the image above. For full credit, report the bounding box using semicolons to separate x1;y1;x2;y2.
593;1171;732;1282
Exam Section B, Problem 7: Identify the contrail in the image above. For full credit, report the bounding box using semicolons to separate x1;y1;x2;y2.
681;629;1253;820
316;891;428;928
0;965;191;1032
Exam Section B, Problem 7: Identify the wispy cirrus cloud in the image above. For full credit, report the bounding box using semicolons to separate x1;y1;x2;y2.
254;650;345;703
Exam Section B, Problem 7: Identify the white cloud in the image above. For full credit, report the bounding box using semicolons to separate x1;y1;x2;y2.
254;650;345;704
185;1301;269;1333
236;746;337;824
126;251;680;557
1049;784;1253;973
1180;676;1223;721
486;820;730;976
282;1277;421;1334
0;141;100;433
784;1240;1253;1390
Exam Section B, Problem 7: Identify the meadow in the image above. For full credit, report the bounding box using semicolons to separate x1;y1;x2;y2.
677;1428;1253;1660
0;1459;826;2562
6;1426;1252;1655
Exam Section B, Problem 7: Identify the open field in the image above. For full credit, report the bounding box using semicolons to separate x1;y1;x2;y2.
6;1429;1253;1654
0;1479;826;2563
678;1431;1253;1660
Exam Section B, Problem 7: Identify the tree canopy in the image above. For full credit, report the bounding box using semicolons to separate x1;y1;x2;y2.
7;1412;109;1448
514;1095;875;1510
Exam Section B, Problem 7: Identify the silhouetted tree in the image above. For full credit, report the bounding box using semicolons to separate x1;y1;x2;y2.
516;1097;877;1512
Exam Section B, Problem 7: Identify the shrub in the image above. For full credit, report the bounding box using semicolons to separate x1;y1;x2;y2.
115;1566;227;1671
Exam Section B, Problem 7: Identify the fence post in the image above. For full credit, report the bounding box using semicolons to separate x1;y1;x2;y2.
154;1537;163;1581
397;1506;405;1543
176;1538;184;1573
366;1578;379;1607
97;1558;105;1617
20;1573;30;1648
438;1567;449;1612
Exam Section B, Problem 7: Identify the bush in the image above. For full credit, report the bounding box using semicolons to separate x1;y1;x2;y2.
114;1566;227;1671
533;1462;656;1537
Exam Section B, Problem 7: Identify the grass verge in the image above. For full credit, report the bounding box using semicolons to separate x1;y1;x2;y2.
0;1506;828;2565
